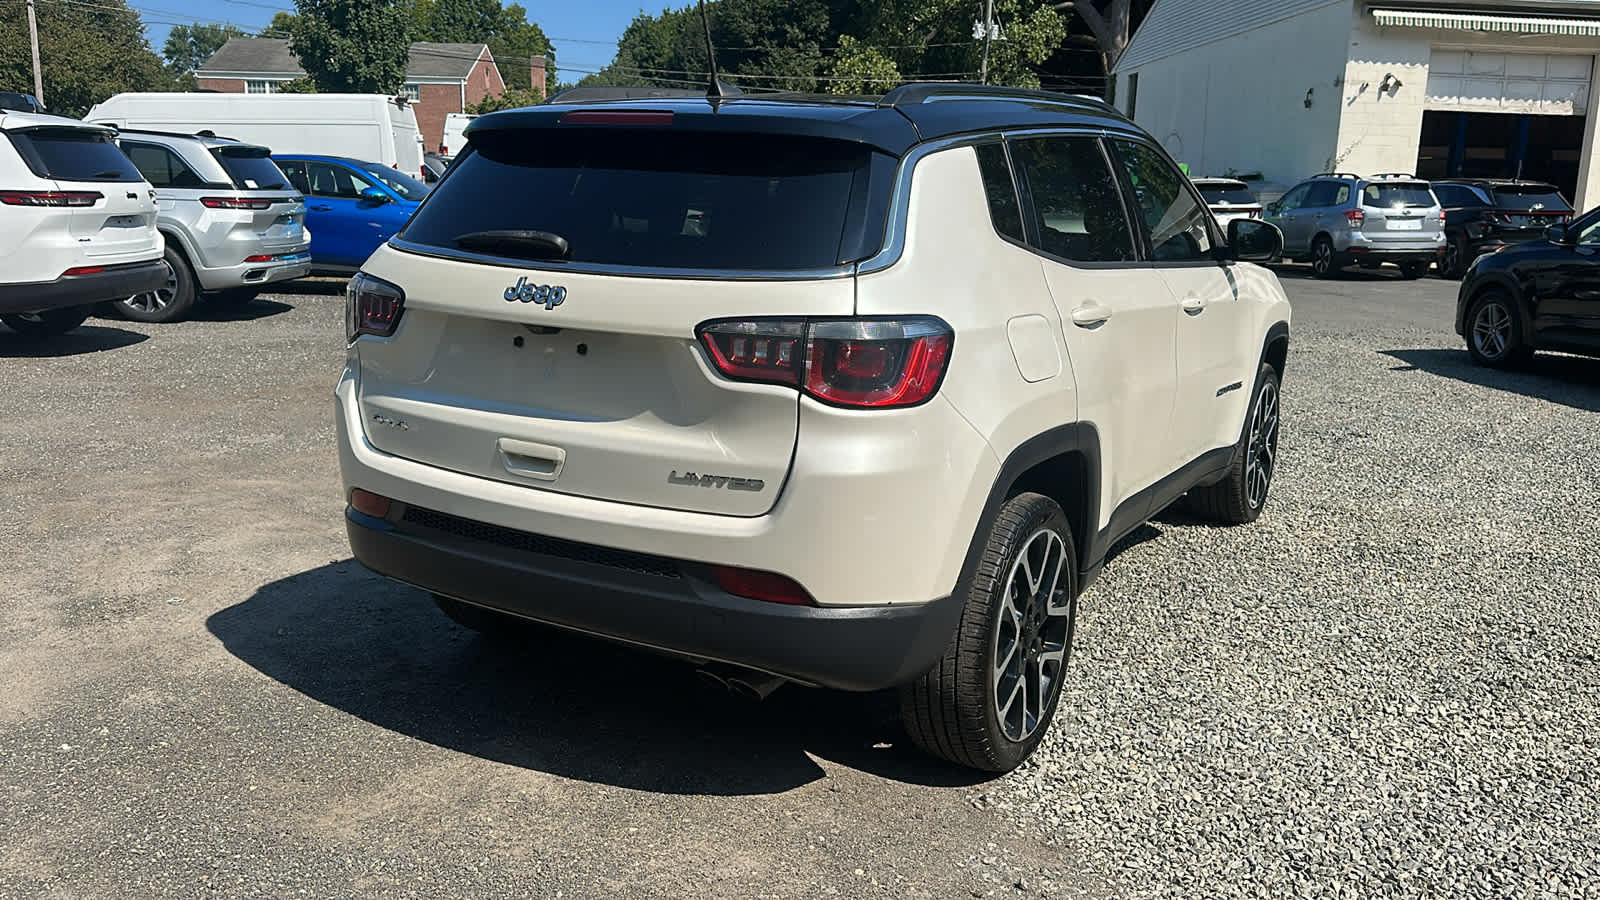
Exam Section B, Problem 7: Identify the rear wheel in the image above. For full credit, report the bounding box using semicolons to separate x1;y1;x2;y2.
1187;364;1281;525
900;493;1077;772
117;245;196;324
1;305;91;338
1465;290;1533;368
1310;236;1338;279
1399;260;1427;280
1441;235;1470;279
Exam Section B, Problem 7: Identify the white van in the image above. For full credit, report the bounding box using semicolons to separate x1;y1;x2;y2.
87;93;426;180
441;112;475;157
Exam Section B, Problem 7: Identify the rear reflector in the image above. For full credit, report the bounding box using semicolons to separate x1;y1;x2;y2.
346;272;405;341
201;196;273;210
698;317;953;409
711;565;814;606
1;190;101;207
349;488;392;518
560;110;675;126
62;265;106;276
243;255;274;263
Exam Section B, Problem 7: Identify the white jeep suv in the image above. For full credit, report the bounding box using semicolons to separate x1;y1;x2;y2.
2;112;165;338
337;85;1292;771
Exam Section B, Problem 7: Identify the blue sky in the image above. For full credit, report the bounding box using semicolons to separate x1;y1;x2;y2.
139;1;648;77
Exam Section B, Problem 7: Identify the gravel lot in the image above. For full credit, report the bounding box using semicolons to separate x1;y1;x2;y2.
2;268;1597;898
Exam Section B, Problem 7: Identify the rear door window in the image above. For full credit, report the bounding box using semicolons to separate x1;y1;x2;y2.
1362;183;1435;208
121;141;213;189
1304;182;1339;208
7;127;143;182
1009;135;1136;263
401;129;872;271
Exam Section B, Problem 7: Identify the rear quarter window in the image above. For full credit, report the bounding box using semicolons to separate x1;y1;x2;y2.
401;129;877;271
6;128;143;182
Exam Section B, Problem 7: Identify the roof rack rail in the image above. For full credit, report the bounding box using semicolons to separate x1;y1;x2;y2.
1311;172;1362;180
112;126;243;143
878;83;1118;114
1368;172;1420;180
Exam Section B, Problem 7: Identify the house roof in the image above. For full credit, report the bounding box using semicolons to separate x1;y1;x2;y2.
198;38;491;81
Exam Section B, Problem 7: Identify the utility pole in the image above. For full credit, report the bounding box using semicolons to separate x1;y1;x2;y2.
980;0;995;85
26;0;44;104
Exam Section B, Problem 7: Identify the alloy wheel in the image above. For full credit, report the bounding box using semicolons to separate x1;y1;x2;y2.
1444;242;1460;276
125;260;178;314
992;527;1071;742
1245;380;1280;510
1472;301;1512;360
1312;242;1332;276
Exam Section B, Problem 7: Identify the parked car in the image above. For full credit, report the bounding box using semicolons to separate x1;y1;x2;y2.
273;155;424;274
1432;179;1574;279
1192;177;1263;227
87;93;427;182
1266;172;1444;278
1;111;165;338
334;84;1291;772
422;151;450;183
111;129;310;322
1456;207;1600;367
0;91;46;113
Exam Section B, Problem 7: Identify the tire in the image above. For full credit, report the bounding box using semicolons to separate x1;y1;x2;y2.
1398;260;1427;280
1187;363;1281;525
1441;235;1470;279
1;305;91;338
117;245;196;324
431;593;524;638
1465;290;1533;368
1309;236;1339;279
899;493;1078;772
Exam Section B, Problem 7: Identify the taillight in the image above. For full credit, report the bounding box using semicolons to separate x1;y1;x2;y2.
346;272;405;341
697;317;953;409
0;190;100;207
1439;209;1446;227
710;565;814;606
201;196;272;210
1344;208;1365;226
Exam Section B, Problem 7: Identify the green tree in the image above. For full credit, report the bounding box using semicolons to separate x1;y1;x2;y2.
412;0;556;93
469;85;542;113
826;35;898;94
164;23;250;90
264;11;300;38
0;0;171;116
289;0;411;93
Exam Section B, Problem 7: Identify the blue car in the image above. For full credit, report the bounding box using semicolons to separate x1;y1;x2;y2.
272;155;428;274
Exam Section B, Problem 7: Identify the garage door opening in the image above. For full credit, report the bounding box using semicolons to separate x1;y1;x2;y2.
1417;111;1584;203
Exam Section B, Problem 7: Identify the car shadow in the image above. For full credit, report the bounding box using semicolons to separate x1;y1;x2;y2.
0;324;148;357
1383;348;1600;412
268;278;347;297
1269;264;1401;282
191;299;296;322
207;562;992;795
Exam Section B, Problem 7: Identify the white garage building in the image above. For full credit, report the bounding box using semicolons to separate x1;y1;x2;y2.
1112;0;1600;208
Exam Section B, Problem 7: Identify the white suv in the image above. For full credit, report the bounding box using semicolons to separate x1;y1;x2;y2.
336;86;1292;771
1;112;165;338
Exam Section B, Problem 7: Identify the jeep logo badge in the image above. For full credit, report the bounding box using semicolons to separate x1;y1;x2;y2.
504;277;567;310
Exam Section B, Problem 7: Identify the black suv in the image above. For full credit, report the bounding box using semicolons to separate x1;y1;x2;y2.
1433;180;1573;278
1456;205;1600;367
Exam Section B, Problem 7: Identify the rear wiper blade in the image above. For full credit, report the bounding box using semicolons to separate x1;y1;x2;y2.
454;230;571;261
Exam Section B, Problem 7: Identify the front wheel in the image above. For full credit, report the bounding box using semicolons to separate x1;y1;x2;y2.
117;246;196;324
1465;290;1532;368
1187;364;1281;525
900;493;1077;772
1310;236;1338;279
1;305;92;338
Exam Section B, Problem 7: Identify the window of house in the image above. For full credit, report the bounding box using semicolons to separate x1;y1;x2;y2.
1009;135;1136;264
973;142;1025;244
400;83;421;102
1126;72;1139;118
1110;139;1212;261
245;80;278;95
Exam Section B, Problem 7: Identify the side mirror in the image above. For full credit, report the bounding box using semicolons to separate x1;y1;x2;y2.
359;186;391;204
1546;223;1571;244
1265;202;1279;216
1226;218;1283;263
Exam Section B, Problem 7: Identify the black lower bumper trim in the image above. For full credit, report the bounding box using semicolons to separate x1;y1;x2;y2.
346;506;964;692
1;260;168;314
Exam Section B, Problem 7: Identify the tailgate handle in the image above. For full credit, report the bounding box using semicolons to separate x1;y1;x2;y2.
497;438;566;482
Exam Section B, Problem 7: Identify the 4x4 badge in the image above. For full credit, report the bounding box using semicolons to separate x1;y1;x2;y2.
504;277;567;310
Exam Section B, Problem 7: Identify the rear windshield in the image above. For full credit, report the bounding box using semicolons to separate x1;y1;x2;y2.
1491;186;1571;212
1362;183;1435;208
1198;185;1257;205
211;147;289;191
402;129;871;271
6;128;142;182
355;162;430;200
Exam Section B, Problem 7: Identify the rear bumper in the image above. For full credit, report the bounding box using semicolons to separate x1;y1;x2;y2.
194;253;312;292
0;259;167;314
345;504;963;691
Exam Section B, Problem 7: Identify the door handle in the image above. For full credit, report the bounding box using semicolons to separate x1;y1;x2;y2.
310;204;332;211
497;437;566;482
1070;302;1113;328
1181;297;1206;314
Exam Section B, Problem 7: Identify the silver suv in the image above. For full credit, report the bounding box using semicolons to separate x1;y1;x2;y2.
1266;172;1444;279
113;129;310;322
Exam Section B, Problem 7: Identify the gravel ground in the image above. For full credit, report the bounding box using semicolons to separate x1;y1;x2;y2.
996;268;1600;897
1;268;1597;898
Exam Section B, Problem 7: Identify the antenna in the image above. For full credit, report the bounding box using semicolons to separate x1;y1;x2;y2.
697;0;737;101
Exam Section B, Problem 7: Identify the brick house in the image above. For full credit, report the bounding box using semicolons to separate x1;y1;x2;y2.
196;39;520;151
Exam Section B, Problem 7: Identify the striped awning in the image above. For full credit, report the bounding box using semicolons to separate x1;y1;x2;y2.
1371;8;1600;36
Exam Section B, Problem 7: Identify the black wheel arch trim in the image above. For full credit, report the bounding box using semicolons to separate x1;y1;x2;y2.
1456;271;1528;338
